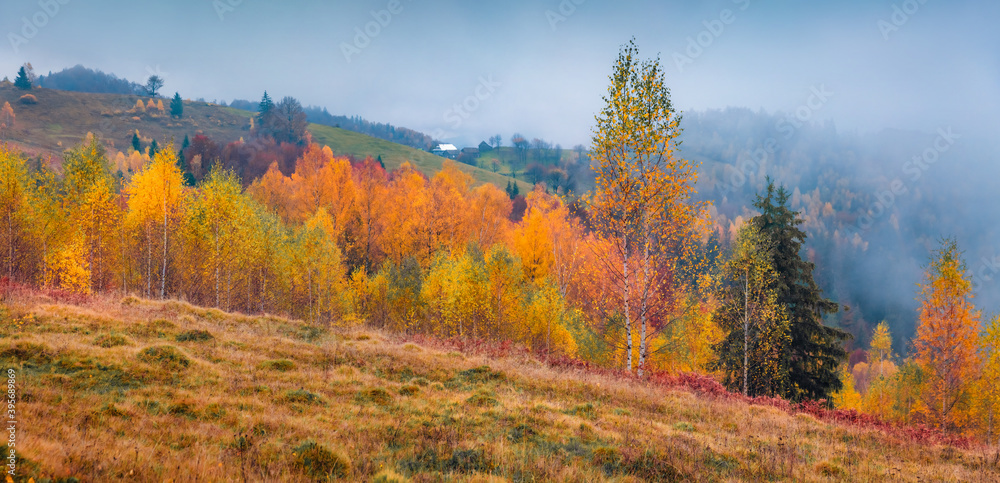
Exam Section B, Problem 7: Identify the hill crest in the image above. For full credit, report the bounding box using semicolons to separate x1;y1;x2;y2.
0;85;529;190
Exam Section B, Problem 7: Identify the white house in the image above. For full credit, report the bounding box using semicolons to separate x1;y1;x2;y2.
430;143;460;159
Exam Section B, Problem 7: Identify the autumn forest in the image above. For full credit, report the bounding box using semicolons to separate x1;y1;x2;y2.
2;41;999;459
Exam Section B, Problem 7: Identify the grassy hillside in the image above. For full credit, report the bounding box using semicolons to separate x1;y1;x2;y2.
2;291;995;482
0;86;529;191
308;124;531;192
0;85;251;157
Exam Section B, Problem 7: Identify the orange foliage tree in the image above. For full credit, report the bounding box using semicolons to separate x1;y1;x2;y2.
913;239;981;433
382;163;429;266
0;102;14;138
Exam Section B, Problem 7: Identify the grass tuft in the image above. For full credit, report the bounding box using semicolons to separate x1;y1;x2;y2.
816;460;846;478
466;390;498;407
508;423;536;443
294;440;350;479
358;387;393;406
257;359;296;371
457;365;504;384
167;401;198;419
373;469;409;482
284;389;324;405
0;341;52;363
175;329;214;342
564;402;597;420
120;295;141;306
137;345;190;370
94;333;129;348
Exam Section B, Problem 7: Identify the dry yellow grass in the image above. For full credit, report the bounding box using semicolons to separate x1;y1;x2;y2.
1;292;997;482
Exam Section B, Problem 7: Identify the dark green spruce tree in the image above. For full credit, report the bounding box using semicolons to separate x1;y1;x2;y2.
131;132;142;153
13;66;31;90
753;179;850;402
170;92;184;118
256;91;274;133
177;135;195;186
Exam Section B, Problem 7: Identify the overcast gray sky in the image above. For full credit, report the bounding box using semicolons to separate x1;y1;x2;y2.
2;0;997;147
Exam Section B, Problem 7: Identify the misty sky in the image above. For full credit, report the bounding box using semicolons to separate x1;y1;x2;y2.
2;0;998;147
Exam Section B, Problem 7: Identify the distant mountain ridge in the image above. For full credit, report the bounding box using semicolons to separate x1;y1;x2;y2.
228;99;435;151
32;65;438;152
37;64;142;95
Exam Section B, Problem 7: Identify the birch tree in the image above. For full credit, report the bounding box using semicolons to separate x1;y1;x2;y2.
586;39;705;375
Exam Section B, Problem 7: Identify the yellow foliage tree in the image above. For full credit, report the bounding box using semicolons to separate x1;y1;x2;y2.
45;234;90;294
832;364;862;410
977;316;1000;447
179;165;250;310
586;40;707;375
289;208;345;322
79;177;122;291
657;294;721;373
520;281;578;357
914;239;981;433
0;145;33;281
126;145;184;298
421;249;485;337
869;321;895;376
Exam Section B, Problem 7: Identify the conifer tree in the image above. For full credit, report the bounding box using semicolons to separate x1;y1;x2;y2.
177;135;194;186
13;66;31;90
170;92;183;118
257;91;274;126
712;222;788;396
753;180;850;402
